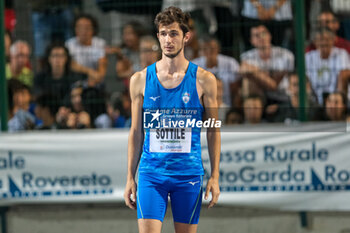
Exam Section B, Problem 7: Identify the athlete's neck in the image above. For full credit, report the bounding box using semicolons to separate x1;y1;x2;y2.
158;53;189;75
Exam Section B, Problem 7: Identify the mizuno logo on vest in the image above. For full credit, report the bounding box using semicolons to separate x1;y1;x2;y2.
150;96;161;101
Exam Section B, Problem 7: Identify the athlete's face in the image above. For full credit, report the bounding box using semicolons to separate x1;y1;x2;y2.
157;22;190;59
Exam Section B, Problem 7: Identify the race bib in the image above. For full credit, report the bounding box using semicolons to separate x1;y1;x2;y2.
149;128;192;153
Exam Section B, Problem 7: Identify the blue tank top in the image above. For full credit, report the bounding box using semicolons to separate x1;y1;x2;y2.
139;61;204;176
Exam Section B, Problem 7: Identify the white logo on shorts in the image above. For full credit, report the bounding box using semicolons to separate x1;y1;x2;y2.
188;181;200;186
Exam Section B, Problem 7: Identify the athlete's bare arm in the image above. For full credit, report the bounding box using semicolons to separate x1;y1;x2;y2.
124;69;146;210
197;67;221;208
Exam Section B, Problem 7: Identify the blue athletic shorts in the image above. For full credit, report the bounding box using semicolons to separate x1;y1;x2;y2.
137;172;203;224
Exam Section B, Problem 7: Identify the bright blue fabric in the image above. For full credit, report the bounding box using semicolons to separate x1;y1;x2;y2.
137;172;203;224
139;62;204;176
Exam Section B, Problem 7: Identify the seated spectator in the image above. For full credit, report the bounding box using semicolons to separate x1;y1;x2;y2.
6;40;34;87
265;73;319;122
241;0;293;50
35;93;59;130
305;27;350;105
185;18;200;60
7;79;35;132
56;82;91;129
139;36;161;68
81;87;107;128
243;95;265;124
30;0;81;70
324;92;347;121
105;91;132;128
240;24;294;103
112;34;159;91
225;108;243;125
33;43;87;106
215;78;229;122
65;14;107;88
192;36;239;107
306;10;350;55
5;30;12;62
66;110;91;129
113;21;147;88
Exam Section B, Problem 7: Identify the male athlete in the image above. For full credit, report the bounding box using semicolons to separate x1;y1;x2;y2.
124;6;221;233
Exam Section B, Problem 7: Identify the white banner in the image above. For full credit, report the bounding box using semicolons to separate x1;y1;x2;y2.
0;130;128;205
1;124;350;210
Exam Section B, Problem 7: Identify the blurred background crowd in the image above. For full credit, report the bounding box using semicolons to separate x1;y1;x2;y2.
3;0;350;132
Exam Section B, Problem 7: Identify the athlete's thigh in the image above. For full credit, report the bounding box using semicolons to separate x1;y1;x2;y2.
137;173;169;222
138;219;162;233
174;222;198;233
170;175;203;225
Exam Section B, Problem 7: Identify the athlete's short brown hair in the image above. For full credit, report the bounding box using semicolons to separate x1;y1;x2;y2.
154;6;191;35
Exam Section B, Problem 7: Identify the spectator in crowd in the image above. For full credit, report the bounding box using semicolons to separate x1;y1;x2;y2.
338;70;350;107
330;0;350;42
324;92;347;121
5;30;12;63
163;0;241;57
139;36;161;69
225;108;243;125
35;93;59;130
305;27;350;105
81;87;107;128
241;0;293;50
265;73;319;122
114;21;147;88
105;91;132;128
112;33;159;90
240;24;294;104
56;82;91;129
6;40;34;87
243;95;265;124
306;10;350;55
33;43;87;106
192;36;239;107
30;0;81;71
184;18;200;60
66;110;91;129
7;79;35;132
65;14;107;88
215;78;229;122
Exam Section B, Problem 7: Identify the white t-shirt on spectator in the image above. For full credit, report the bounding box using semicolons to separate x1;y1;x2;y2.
241;0;293;21
192;54;239;106
305;47;350;105
65;37;106;70
240;46;294;92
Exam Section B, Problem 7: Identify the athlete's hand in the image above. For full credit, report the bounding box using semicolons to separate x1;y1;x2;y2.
124;179;137;210
204;177;220;208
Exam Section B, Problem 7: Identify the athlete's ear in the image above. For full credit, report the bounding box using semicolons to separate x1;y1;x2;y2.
183;31;191;44
157;33;160;40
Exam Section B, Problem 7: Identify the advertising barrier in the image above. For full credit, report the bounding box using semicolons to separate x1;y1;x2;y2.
0;124;350;210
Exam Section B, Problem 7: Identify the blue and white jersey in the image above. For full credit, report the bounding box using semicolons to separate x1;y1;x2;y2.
139;62;204;175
